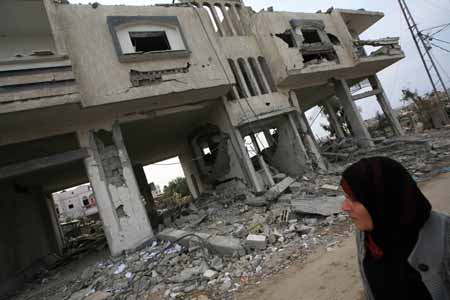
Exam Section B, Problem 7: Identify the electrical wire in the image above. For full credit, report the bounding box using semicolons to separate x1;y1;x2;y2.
431;42;450;53
430;51;450;88
430;37;450;45
421;22;450;32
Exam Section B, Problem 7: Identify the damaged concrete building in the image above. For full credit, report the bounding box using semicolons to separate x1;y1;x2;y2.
0;0;405;294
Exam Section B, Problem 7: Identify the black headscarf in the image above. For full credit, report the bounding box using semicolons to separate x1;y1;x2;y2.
341;157;433;299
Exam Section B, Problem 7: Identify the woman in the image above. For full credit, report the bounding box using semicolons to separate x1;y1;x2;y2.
340;157;450;300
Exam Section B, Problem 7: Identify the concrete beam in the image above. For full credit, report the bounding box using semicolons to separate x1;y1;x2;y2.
352;89;382;101
0;148;88;181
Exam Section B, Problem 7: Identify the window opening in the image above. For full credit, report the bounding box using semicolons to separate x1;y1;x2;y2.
68;204;74;209
302;29;322;44
248;57;268;94
275;30;296;48
238;58;257;97
129;31;171;52
228;59;246;98
82;197;90;207
258;57;277;93
327;33;341;46
202;147;212;155
203;4;219;33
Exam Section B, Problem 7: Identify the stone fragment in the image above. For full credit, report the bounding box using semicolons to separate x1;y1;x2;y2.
203;269;218;279
291;196;344;216
289;182;302;193
272;173;287;183
85;291;113;300
321;184;339;191
245;234;267;250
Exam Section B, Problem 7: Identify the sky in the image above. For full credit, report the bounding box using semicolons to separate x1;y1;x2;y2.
73;0;450;186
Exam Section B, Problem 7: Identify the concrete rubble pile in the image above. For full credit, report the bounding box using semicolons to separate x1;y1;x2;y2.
10;175;351;300
322;128;450;181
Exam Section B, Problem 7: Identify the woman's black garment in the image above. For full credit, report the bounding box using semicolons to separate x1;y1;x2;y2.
363;242;432;299
341;157;433;299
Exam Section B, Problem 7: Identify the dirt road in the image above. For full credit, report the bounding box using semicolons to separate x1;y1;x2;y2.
237;172;450;300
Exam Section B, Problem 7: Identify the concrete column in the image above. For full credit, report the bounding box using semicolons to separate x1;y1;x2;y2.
235;61;251;98
287;113;309;157
133;164;159;228
258;155;275;187
234;129;264;192
335;79;374;148
244;60;262;95
78;123;153;256
368;75;404;136
220;3;237;36
254;60;271;94
209;4;226;36
263;129;275;147
250;133;261;153
290;93;327;170
45;193;64;254
324;99;346;140
230;5;245;35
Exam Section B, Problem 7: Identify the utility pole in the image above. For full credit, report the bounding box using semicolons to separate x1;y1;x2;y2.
398;0;450;123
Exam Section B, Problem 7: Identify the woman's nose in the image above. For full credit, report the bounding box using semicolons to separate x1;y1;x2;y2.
341;198;352;212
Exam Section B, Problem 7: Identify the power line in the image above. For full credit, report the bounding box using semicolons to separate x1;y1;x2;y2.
421;22;450;32
431;42;450;53
430;37;450;45
431;52;450;85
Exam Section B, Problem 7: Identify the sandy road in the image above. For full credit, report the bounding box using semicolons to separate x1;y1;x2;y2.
237;173;450;300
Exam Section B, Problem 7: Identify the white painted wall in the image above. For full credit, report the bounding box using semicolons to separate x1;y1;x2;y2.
117;24;186;54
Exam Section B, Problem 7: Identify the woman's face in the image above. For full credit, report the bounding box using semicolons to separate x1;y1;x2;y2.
342;195;374;231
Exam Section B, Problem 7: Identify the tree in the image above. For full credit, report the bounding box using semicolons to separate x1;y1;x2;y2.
163;177;190;197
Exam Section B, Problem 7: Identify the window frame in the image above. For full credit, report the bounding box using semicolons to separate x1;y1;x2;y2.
107;16;191;63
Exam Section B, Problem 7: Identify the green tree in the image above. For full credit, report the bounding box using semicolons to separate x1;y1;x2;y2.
163;177;190;197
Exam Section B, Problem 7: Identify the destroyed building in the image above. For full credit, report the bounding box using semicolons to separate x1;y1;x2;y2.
0;0;406;295
52;184;98;222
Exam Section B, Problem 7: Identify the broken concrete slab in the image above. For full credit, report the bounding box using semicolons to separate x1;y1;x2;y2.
291;196;344;216
289;181;302;193
245;234;267;250
321;184;339;191
158;228;245;256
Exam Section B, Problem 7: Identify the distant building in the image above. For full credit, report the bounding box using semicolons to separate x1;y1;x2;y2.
149;182;162;198
53;184;98;222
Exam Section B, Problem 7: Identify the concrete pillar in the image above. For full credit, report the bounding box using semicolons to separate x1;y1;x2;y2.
243;60;262;96
220;3;237;36
45;193;64;254
335;79;374;148
290;92;327;170
78;123;153;256
234;129;264;192
263;129;275;147
258;155;275;187
209;4;226;36
133;164;159;228
230;5;245;35
250;133;261;153
368;75;404;136
324;99;346;140
287;113;309;157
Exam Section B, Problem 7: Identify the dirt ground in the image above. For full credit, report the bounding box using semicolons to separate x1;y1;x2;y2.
236;172;450;300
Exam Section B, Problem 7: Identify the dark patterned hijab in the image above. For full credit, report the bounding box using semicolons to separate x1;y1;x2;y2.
340;157;432;255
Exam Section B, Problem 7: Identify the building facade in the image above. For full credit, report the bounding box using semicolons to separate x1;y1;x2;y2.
52;184;97;222
0;0;404;294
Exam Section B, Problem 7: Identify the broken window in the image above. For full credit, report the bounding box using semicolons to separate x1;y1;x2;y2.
129;31;171;53
301;29;322;44
327;33;341;46
68;204;74;210
82;197;89;207
202;147;212;155
238;58;257;97
107;16;190;62
275;30;296;48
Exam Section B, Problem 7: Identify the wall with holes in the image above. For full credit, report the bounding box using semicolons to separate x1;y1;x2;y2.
57;5;231;108
253;11;357;87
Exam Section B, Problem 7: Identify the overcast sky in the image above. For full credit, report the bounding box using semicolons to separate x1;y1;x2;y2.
72;0;450;187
